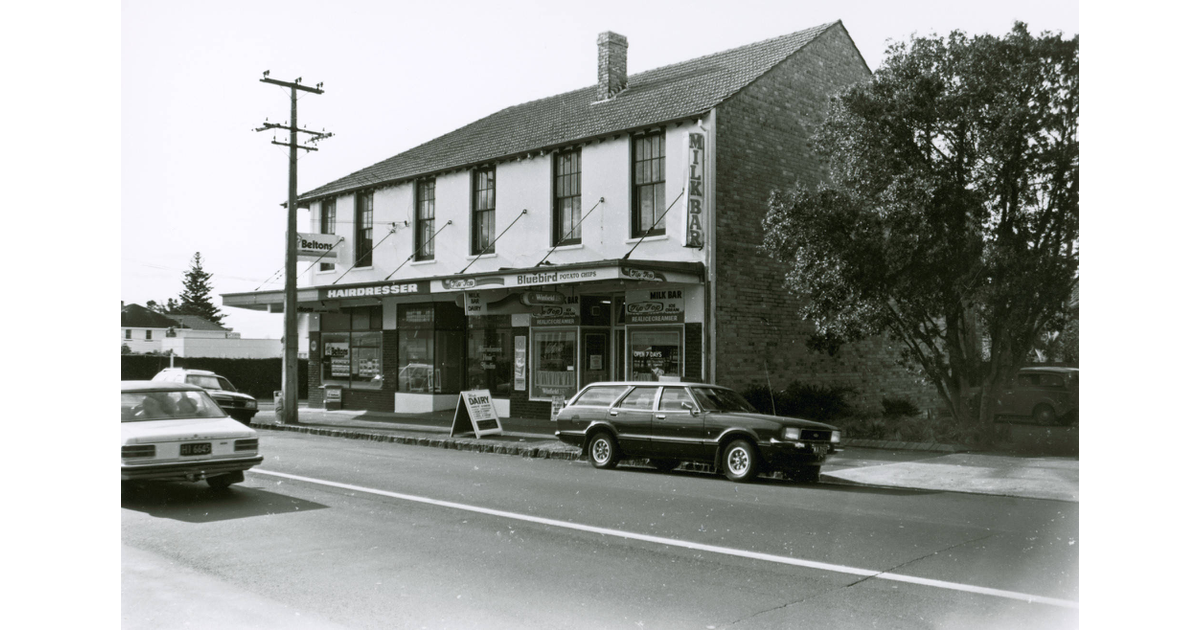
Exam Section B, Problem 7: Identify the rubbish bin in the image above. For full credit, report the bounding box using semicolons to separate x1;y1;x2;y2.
323;385;343;410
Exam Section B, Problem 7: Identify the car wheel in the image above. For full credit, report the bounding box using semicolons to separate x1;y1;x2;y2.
206;471;244;490
588;432;621;470
787;466;821;484
722;440;760;483
649;459;680;472
1033;404;1057;425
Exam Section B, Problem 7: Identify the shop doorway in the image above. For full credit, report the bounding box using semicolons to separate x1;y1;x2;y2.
581;330;610;387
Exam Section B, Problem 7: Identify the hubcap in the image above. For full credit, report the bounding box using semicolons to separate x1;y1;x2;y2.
727;447;749;474
592;439;611;463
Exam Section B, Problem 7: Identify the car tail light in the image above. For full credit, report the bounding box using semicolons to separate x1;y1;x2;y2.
234;438;258;452
122;445;156;459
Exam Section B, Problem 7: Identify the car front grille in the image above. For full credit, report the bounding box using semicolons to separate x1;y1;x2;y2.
800;429;832;442
228;400;245;408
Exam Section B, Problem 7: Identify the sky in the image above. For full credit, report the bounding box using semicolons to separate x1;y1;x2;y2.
118;0;1080;340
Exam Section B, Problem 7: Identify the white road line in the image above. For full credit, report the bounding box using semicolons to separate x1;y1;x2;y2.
252;469;1078;609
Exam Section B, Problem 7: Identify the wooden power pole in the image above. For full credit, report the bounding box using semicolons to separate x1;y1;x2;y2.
256;71;332;425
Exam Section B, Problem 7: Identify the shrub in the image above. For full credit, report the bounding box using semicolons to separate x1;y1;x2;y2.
740;381;857;422
881;397;920;418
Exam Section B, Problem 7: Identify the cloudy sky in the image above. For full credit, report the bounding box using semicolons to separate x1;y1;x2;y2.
117;0;1079;339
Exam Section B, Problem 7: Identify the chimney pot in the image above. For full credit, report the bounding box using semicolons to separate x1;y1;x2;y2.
597;31;628;100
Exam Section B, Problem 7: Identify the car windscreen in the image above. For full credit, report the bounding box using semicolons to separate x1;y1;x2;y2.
216;377;237;392
122;390;227;422
691;387;757;413
186;375;222;390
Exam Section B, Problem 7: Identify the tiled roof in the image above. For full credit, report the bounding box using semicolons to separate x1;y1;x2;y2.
299;22;843;202
121;304;182;329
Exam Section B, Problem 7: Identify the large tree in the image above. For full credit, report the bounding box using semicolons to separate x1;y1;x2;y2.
177;252;226;326
761;23;1077;435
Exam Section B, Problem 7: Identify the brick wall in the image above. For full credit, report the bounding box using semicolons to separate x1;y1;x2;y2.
713;24;941;415
684;322;702;381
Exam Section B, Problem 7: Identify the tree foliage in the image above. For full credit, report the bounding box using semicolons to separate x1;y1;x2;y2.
177;252;226;326
761;23;1078;432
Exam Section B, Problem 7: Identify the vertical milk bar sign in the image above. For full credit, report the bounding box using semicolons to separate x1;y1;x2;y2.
684;131;705;248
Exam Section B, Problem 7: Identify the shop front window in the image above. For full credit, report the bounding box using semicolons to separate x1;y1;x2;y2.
398;329;434;393
629;328;682;382
351;331;383;390
321;332;351;387
467;323;513;397
533;329;577;400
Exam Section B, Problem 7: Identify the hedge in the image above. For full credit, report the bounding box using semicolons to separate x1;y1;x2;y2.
121;355;308;400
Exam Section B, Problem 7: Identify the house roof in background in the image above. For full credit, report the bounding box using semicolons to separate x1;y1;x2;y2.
298;21;850;203
121;304;181;329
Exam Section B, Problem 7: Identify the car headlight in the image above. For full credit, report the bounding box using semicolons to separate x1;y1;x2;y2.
782;427;801;441
246;400;257;409
831;430;841;443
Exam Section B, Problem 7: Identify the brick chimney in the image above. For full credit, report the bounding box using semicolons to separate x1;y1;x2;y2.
597;31;628;100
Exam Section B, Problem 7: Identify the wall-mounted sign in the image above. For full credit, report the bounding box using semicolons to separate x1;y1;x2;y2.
465;292;487;317
621;267;667;283
532;303;580;326
441;276;505;291
683;131;706;248
449;389;503;438
514;335;527;392
626;288;685;324
319;281;428;300
295;232;346;262
520;291;566;306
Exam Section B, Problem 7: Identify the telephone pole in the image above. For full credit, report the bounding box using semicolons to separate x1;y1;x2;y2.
256;71;332;425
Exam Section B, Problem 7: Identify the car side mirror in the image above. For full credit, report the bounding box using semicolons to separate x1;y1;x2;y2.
681;401;700;416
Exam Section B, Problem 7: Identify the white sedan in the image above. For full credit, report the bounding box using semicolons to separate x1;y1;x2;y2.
121;381;262;490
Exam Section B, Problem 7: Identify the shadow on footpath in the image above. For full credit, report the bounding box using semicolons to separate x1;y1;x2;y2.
121;480;328;523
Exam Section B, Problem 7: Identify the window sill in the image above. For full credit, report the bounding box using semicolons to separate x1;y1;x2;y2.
410;259;437;266
625;235;669;244
468;253;498;259
350;266;375;271
549;243;584;251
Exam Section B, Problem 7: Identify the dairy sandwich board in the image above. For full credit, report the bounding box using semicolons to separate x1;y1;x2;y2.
449;389;504;438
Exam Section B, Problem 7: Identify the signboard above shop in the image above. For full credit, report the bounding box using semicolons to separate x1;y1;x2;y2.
429;261;703;293
318;280;429;300
294;232;347;264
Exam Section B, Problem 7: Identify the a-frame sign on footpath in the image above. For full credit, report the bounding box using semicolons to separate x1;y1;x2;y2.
449;389;504;438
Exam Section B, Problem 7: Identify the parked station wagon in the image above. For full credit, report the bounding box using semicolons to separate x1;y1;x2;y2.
555;382;841;483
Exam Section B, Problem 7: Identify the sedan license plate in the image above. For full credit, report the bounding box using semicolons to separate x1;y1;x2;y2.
812;444;829;458
180;442;212;456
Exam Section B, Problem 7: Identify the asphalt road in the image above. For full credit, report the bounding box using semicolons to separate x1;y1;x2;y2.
122;432;1079;629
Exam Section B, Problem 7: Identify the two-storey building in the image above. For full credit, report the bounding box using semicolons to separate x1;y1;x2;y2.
224;21;941;417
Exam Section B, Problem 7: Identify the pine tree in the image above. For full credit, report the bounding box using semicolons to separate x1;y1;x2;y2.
177;252;226;326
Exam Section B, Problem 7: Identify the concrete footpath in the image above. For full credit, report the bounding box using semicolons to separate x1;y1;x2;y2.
248;404;1078;503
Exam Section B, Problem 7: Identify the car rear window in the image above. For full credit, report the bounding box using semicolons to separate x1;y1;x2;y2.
121;390;226;422
572;385;629;407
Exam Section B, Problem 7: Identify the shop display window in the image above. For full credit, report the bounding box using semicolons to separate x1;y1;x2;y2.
351;331;383;389
398;329;434;393
532;329;578;400
321;332;351;387
629;328;682;382
468;325;513;397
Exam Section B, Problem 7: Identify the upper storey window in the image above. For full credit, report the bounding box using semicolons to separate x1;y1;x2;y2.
415;179;435;261
471;167;496;255
355;191;373;267
554;150;582;245
320;198;336;271
632;132;666;237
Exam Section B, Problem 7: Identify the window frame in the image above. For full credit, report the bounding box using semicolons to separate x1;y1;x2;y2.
553;149;582;245
631;131;667;238
320;198;337;271
471;167;496;255
415;178;435;261
354;191;373;267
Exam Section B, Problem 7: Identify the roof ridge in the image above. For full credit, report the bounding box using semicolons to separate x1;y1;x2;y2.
299;21;845;201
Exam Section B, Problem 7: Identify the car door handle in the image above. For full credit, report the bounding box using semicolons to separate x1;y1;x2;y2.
609;410;619;416
655;414;666;419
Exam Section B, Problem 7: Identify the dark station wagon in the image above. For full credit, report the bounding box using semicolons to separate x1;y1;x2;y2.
555;382;841;483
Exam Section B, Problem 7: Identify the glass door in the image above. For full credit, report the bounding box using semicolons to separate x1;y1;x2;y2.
581;330;610;387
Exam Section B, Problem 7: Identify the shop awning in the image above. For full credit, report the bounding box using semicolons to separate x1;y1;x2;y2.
222;259;706;312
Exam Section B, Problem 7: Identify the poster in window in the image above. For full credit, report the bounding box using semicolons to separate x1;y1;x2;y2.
326;341;350;378
629;330;681;381
532;330;577;400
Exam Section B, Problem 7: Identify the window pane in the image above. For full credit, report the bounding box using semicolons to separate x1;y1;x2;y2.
629;329;681;381
321;332;351;387
398;329;434;393
619;387;658;409
351;331;383;389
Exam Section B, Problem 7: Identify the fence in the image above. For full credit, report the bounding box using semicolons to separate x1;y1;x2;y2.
121;355;308;400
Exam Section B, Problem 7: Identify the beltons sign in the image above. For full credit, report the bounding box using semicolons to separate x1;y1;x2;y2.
294;232;345;263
